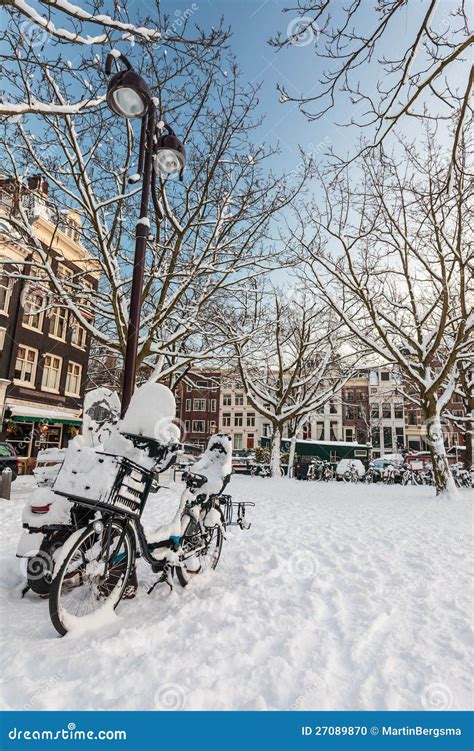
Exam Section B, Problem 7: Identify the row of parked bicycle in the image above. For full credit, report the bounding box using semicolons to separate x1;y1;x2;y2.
296;458;473;487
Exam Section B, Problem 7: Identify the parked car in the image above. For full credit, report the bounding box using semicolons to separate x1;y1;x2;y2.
0;442;20;481
335;458;366;481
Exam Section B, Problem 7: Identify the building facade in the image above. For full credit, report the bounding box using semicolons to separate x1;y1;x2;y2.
219;372;268;451
177;371;221;450
0;174;99;470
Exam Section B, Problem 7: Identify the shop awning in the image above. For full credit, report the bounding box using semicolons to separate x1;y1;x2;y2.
8;405;82;426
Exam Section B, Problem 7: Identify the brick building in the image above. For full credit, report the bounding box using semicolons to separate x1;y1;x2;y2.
0;174;99;470
177;371;221;450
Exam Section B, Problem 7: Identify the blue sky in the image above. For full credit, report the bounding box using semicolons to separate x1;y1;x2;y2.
155;0;461;176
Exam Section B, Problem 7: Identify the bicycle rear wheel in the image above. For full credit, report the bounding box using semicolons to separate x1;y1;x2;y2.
176;519;223;587
49;519;135;636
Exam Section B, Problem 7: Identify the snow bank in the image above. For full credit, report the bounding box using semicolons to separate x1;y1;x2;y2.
1;476;472;711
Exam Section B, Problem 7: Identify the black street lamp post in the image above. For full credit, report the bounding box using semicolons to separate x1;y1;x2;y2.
105;51;186;416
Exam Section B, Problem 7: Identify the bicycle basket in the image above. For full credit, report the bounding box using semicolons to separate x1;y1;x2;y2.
53;447;154;519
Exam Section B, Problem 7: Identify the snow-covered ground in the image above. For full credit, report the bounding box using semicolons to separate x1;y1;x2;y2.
0;475;472;711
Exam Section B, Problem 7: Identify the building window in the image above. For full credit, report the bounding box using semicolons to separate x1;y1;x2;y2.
345;428;354;442
233;434;243;450
184;420;190;432
222;413;231;427
0;273;12;314
192;420;205;433
263;423;270;437
194;398;206;411
65;361;82;396
234;413;243;427
71;321;87;349
383;427;393;449
186;383;192;392
14;346;38;387
395;427;405;447
372;427;380;448
382;403;391;419
22;288;45;331
209;421;217;433
394;403;404;419
346;405;356;419
223;394;232;406
345;390;354;401
329;400;337;414
185;399;191;411
41;354;62;392
196;380;208;388
371;404;380;418
380;371;390;381
49;307;68;340
235;394;244;406
408;411;417;426
210;399;217;412
247;412;255;427
357;429;367;444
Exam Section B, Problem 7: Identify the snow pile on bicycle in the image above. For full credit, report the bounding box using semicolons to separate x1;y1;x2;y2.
14;383;253;636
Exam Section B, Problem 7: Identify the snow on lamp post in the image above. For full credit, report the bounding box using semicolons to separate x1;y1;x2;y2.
105;51;186;416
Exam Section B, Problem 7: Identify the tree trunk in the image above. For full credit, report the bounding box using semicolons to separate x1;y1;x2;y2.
463;387;473;470
270;426;282;477
424;402;457;495
287;432;297;478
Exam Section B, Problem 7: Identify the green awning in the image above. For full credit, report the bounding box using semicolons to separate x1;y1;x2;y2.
12;415;82;426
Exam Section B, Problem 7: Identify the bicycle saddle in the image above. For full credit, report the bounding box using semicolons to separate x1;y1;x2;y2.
182;471;208;490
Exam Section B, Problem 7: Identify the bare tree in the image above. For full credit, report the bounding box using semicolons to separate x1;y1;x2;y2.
0;40;311;385
294;136;473;494
230;288;356;476
0;0;228;117
270;1;473;174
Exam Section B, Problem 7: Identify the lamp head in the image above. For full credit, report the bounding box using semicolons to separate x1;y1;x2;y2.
106;69;152;119
155;131;186;175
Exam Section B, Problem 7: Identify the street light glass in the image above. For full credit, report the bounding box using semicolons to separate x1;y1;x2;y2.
111;87;147;119
155;148;184;175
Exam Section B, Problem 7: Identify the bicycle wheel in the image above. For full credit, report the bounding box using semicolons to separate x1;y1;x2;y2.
49;519;135;636
176;518;223;587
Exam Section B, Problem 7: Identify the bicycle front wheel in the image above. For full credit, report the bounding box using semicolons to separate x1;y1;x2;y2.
176;519;223;587
49;519;135;636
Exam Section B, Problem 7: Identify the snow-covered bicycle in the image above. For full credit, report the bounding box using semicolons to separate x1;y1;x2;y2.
48;430;253;636
49;384;254;635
